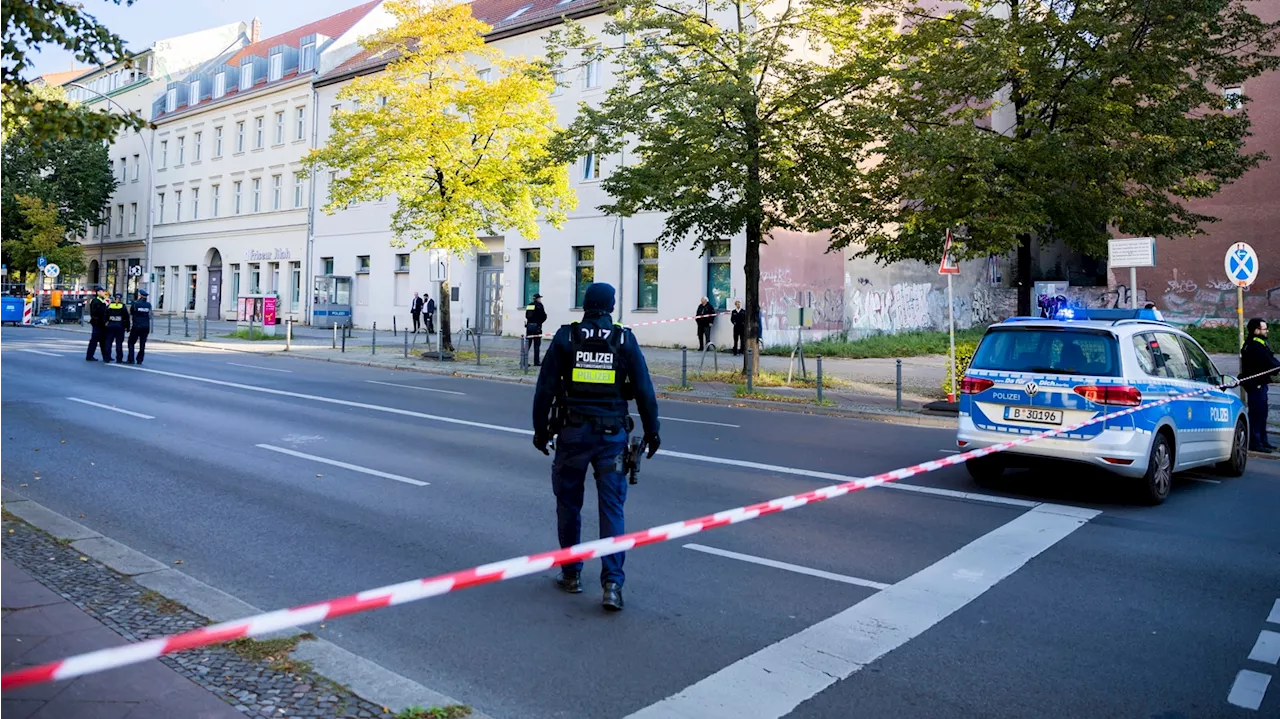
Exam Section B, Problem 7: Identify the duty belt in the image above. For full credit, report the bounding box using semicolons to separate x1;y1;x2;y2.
565;410;633;434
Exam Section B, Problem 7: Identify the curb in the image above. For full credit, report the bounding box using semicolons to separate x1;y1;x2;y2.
0;487;491;718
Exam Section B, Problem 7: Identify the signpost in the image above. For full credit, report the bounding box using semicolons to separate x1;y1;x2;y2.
1225;242;1259;348
1107;237;1156;309
939;229;961;401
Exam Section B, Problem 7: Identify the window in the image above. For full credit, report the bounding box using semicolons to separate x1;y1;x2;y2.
585;47;601;88
321;257;334;275
581;152;600;181
116;204;124;235
233;181;243;214
119;157;127;182
396;253;410;273
706;240;731;310
293;173;304;207
274;111;284;144
166;88;176;112
157;192;165;223
357;255;371;273
193;131;202;161
132;154;139;181
295;106;305;140
1225;86;1243;110
971;329;1121;376
636;244;659;309
186;265;198;310
157;268;166;309
272;174;282;210
212;184;220;217
290;261;302;307
1134;332;1193;380
188;79;200;106
240;63;253;91
160;140;168;168
477;68;491;82
230;265;240;307
175;189;182;221
236;121;245;152
214;72;226;98
523;249;540;305
270;262;281;294
269;53;282;82
300;41;316;72
574;246;595;308
551;66;564;96
214;127;223;157
191;187;199;219
129;203;138;234
250;264;261;293
254;116;264;148
1179;336;1220;384
252;178;261;212
176;136;185;164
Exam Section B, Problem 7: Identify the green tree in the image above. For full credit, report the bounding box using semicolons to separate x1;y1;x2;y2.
6;195;87;286
842;0;1280;314
550;0;900;374
2;0;146;145
306;0;575;351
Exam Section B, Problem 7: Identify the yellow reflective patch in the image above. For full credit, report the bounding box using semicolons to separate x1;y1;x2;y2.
572;368;616;384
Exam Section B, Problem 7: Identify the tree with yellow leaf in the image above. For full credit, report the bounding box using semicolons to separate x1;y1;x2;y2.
306;0;575;351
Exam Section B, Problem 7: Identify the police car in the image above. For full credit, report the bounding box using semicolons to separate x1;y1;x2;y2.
957;308;1248;504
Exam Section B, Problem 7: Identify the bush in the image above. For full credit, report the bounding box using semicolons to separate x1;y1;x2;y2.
942;341;978;396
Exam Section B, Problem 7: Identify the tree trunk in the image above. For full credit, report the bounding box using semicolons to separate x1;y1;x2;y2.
743;223;762;378
440;279;454;352
1016;233;1032;316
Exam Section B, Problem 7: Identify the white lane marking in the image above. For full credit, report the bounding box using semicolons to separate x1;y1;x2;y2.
255;444;428;487
632;413;739;428
16;348;64;357
1227;669;1271;710
65;397;155;419
227;362;292;373
683;543;890;590
1247;629;1280;665
939;449;960;454
366;380;465;396
1268;598;1280;625
113;364;1056;510
626;505;1099;719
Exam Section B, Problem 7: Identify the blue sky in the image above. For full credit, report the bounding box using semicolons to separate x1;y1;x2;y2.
29;0;364;78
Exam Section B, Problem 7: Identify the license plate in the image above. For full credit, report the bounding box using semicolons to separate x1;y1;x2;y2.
1003;406;1063;425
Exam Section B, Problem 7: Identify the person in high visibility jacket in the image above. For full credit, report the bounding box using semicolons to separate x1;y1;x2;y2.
1241;318;1280;452
104;293;130;363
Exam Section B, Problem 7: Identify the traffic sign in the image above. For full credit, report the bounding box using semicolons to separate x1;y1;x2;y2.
1107;237;1156;268
427;250;449;282
129;265;143;277
1225;242;1258;288
36;256;47;268
43;264;60;279
938;229;960;275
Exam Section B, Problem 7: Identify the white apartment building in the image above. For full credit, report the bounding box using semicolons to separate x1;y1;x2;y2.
311;0;747;346
55;22;249;298
147;0;391;321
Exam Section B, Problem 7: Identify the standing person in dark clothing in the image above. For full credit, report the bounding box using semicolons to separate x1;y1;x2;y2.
104;293;130;363
532;283;660;611
410;292;424;333
1240;318;1280;452
730;300;746;355
424;293;437;335
695;297;715;350
126;289;152;364
85;287;109;361
525;293;548;366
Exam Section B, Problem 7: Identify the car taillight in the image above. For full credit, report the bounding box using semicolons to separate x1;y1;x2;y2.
1074;385;1142;407
960;377;995;394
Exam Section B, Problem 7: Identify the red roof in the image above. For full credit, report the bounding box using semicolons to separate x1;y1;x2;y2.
40;68;90;86
228;0;383;65
321;0;602;82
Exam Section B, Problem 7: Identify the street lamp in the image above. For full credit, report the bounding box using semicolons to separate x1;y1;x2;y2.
66;82;155;296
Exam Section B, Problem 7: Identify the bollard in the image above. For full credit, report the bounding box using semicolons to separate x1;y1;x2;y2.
341;328;346;353
895;358;903;411
167;313;172;335
816;355;823;404
393;316;397;337
332;322;337;349
286;319;292;352
373;322;377;355
404;330;408;359
682;348;688;389
476;326;482;365
746;347;754;393
184;313;190;338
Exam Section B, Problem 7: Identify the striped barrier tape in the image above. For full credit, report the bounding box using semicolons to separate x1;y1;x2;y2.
2;369;1269;691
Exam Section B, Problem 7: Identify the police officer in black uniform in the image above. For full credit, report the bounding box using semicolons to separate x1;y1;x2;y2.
104;293;130;363
532;283;660;611
525;293;547;366
127;289;152;364
85;287;109;362
1241;318;1280;452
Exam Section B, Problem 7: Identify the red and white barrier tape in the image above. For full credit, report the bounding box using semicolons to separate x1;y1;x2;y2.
1;372;1265;690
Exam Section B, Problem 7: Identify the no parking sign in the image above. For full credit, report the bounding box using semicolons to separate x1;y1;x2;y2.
1225;242;1258;288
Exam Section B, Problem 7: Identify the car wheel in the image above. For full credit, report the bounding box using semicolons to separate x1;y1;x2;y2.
1215;418;1249;478
966;455;1004;487
1140;433;1174;505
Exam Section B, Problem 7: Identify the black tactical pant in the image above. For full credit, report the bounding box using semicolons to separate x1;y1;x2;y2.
128;328;149;363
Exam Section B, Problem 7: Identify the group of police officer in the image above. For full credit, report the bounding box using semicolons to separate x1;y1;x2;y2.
84;287;152;364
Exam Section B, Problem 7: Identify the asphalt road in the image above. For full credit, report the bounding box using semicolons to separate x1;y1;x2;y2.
3;327;1278;718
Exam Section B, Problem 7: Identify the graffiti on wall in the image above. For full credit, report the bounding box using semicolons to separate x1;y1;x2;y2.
844;278;1016;333
759;231;846;343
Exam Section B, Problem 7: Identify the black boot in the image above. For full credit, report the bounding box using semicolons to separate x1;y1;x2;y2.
602;582;623;611
555;570;582;594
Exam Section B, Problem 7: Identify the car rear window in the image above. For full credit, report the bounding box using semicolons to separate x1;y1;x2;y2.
970;328;1121;376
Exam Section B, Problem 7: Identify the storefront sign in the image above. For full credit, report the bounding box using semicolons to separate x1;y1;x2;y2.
246;248;294;261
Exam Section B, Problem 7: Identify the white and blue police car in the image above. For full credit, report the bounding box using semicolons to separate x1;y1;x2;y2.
957;308;1248;504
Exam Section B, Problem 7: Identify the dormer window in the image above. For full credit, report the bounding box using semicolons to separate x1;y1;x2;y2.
214;72;226;98
300;41;316;73
505;4;533;21
188;79;200;107
240;63;253;92
269;53;282;82
166;88;177;112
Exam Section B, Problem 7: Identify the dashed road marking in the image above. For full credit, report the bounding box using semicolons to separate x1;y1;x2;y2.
255;444;428;487
1227;669;1271;711
65;397;154;419
1247;630;1280;665
366;380;465;396
227;362;292;373
683;543;889;590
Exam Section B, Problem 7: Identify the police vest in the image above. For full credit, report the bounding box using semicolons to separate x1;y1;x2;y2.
565;322;626;401
106;303;126;324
